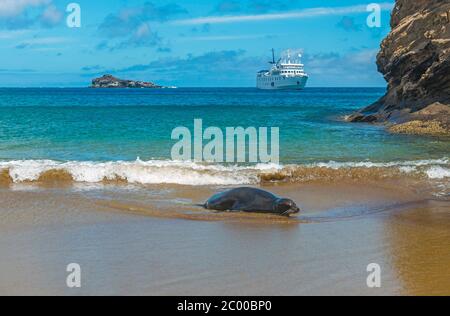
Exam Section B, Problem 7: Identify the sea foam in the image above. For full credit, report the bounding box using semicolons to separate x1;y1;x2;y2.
0;158;448;185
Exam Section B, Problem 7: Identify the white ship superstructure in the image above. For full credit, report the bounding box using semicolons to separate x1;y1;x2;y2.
257;49;308;90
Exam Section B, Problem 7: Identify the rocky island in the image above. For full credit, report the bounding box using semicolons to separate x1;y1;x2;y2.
91;74;164;89
347;0;450;135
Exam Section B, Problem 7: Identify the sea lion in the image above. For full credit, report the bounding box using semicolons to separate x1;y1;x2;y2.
203;187;300;216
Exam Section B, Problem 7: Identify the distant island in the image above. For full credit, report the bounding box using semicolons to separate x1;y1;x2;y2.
90;74;166;89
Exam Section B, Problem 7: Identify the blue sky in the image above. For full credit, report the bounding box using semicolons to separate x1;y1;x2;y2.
0;0;394;87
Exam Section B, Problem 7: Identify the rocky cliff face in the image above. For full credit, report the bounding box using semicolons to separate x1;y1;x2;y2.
348;0;450;134
91;74;162;88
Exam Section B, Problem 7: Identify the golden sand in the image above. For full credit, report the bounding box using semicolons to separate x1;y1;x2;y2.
0;182;448;295
0;169;12;187
260;166;407;183
36;169;74;184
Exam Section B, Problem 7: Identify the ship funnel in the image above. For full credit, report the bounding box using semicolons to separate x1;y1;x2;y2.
270;48;276;64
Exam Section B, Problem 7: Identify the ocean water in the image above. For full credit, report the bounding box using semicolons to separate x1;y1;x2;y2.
0;87;448;185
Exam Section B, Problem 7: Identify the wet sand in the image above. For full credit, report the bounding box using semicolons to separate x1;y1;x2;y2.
0;181;449;296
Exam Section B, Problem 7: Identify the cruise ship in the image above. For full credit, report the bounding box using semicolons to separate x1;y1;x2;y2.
257;49;308;90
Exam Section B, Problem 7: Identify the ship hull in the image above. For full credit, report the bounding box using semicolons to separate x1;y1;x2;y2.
256;75;308;90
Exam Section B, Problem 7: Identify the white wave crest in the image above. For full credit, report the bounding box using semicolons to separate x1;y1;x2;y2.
426;166;450;179
0;159;276;185
313;158;449;169
0;158;448;185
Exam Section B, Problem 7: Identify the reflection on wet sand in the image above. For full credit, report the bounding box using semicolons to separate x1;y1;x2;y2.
385;200;450;296
99;200;303;224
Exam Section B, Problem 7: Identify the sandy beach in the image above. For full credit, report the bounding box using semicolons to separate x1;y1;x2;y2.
0;0;449;299
1;178;448;296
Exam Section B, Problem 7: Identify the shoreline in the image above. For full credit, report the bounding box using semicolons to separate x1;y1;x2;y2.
0;86;448;295
0;157;448;184
1;180;449;295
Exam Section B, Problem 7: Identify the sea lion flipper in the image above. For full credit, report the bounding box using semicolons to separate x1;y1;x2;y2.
232;202;250;212
206;196;237;211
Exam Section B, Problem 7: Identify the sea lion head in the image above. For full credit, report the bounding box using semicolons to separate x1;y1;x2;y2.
274;198;300;216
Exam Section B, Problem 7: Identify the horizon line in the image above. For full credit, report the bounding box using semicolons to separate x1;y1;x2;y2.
0;86;387;89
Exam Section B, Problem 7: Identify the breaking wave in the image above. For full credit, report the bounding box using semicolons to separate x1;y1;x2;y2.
0;158;448;186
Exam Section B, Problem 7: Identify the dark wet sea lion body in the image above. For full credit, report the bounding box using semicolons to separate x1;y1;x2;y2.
204;187;300;216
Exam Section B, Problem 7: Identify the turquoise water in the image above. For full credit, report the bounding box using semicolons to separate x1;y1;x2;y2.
0;88;448;185
0;87;448;162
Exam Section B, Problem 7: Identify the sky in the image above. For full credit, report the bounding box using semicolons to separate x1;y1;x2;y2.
0;0;394;87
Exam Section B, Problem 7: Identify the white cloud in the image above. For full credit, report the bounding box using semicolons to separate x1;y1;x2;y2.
304;49;385;86
135;23;152;39
179;34;272;41
40;4;62;26
172;3;394;25
0;0;50;18
23;36;68;44
0;29;28;38
14;36;70;49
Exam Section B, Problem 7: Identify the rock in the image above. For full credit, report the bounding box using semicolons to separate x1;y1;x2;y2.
388;102;450;136
348;0;450;134
389;120;448;136
414;102;450;117
91;74;163;89
346;113;378;123
345;113;365;122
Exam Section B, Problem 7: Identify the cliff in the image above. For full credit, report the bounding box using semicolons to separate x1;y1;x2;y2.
347;0;450;135
91;74;163;89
